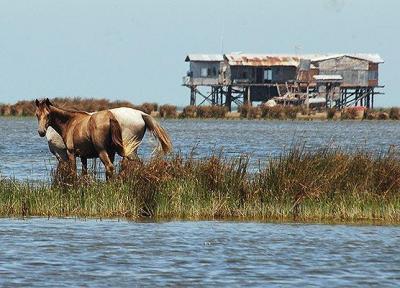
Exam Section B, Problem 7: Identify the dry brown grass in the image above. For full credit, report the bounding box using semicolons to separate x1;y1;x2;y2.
181;105;197;118
260;105;303;120
195;106;228;118
159;104;177;118
133;102;158;114
389;108;400;120
0;97;139;116
238;104;260;119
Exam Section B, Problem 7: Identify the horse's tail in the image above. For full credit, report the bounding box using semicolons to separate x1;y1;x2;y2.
109;112;126;157
142;113;172;154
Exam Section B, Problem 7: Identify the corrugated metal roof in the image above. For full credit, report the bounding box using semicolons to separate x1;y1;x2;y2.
223;53;384;66
224;54;301;66
309;53;384;63
313;75;343;81
185;54;224;62
185;53;384;64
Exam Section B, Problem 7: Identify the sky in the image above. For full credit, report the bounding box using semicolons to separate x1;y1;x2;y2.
0;0;399;106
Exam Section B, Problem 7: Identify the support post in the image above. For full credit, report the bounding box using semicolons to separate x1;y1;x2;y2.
246;86;251;119
371;89;375;109
190;86;196;106
225;86;232;111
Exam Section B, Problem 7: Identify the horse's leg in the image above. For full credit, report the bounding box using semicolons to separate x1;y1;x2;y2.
67;150;77;176
64;150;77;183
109;151;116;164
98;150;114;180
81;157;88;176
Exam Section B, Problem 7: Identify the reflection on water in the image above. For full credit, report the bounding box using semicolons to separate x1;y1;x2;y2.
0;117;399;179
0;218;399;287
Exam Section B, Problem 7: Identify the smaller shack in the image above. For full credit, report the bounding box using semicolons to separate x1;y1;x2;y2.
183;54;224;86
311;54;383;87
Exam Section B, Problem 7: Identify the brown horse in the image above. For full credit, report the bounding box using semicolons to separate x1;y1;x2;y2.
35;98;172;179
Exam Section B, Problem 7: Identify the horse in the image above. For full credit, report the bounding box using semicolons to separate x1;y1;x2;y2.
35;98;172;179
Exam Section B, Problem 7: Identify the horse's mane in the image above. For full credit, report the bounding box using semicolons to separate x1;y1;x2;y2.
53;104;92;116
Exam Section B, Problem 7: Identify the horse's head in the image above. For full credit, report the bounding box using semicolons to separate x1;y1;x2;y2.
34;98;53;137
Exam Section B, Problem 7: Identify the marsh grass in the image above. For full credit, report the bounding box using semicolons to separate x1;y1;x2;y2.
1;147;400;222
195;106;228;118
159;104;177;118
239;104;260;119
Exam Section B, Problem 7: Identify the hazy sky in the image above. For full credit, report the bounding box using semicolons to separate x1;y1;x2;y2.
0;0;398;106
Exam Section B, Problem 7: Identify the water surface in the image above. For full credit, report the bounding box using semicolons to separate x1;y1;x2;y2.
0;117;399;180
0;117;400;180
0;218;399;287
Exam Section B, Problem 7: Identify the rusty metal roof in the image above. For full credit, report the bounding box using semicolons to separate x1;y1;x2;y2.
185;54;224;62
223;53;384;66
224;54;301;66
309;53;384;63
185;53;384;65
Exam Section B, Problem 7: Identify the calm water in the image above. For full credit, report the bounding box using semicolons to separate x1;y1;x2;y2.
0;117;399;180
0;218;399;287
1;118;400;286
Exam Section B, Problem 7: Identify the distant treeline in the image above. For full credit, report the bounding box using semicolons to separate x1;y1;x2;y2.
0;98;154;116
1;97;400;120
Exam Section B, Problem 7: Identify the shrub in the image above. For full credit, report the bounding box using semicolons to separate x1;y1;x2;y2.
132;102;159;114
341;107;365;120
364;109;377;120
159;104;177;118
327;108;336;119
389;108;400;120
196;106;227;118
181;105;197;118
238;104;260;119
0;105;12;116
260;105;285;119
283;106;301;120
377;112;389;120
143;102;158;114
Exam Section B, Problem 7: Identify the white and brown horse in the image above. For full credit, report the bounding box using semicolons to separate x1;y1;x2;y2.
35;99;172;179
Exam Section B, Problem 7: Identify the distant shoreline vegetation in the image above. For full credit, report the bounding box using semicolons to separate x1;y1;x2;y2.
1;148;399;223
1;97;400;120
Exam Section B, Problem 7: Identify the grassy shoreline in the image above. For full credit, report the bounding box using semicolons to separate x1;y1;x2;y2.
1;97;400;120
1;148;400;223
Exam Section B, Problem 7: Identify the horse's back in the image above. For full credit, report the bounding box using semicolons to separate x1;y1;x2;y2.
109;107;147;156
110;107;145;125
110;107;146;134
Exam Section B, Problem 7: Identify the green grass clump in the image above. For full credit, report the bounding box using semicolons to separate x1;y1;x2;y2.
1;148;400;222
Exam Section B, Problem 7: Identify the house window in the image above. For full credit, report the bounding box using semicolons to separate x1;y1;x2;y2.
264;69;272;81
201;67;208;77
368;70;378;80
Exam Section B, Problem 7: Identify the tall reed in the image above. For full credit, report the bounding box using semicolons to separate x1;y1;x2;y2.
1;147;399;222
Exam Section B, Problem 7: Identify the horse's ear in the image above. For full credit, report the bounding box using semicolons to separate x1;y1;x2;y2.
45;98;53;107
35;99;39;107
